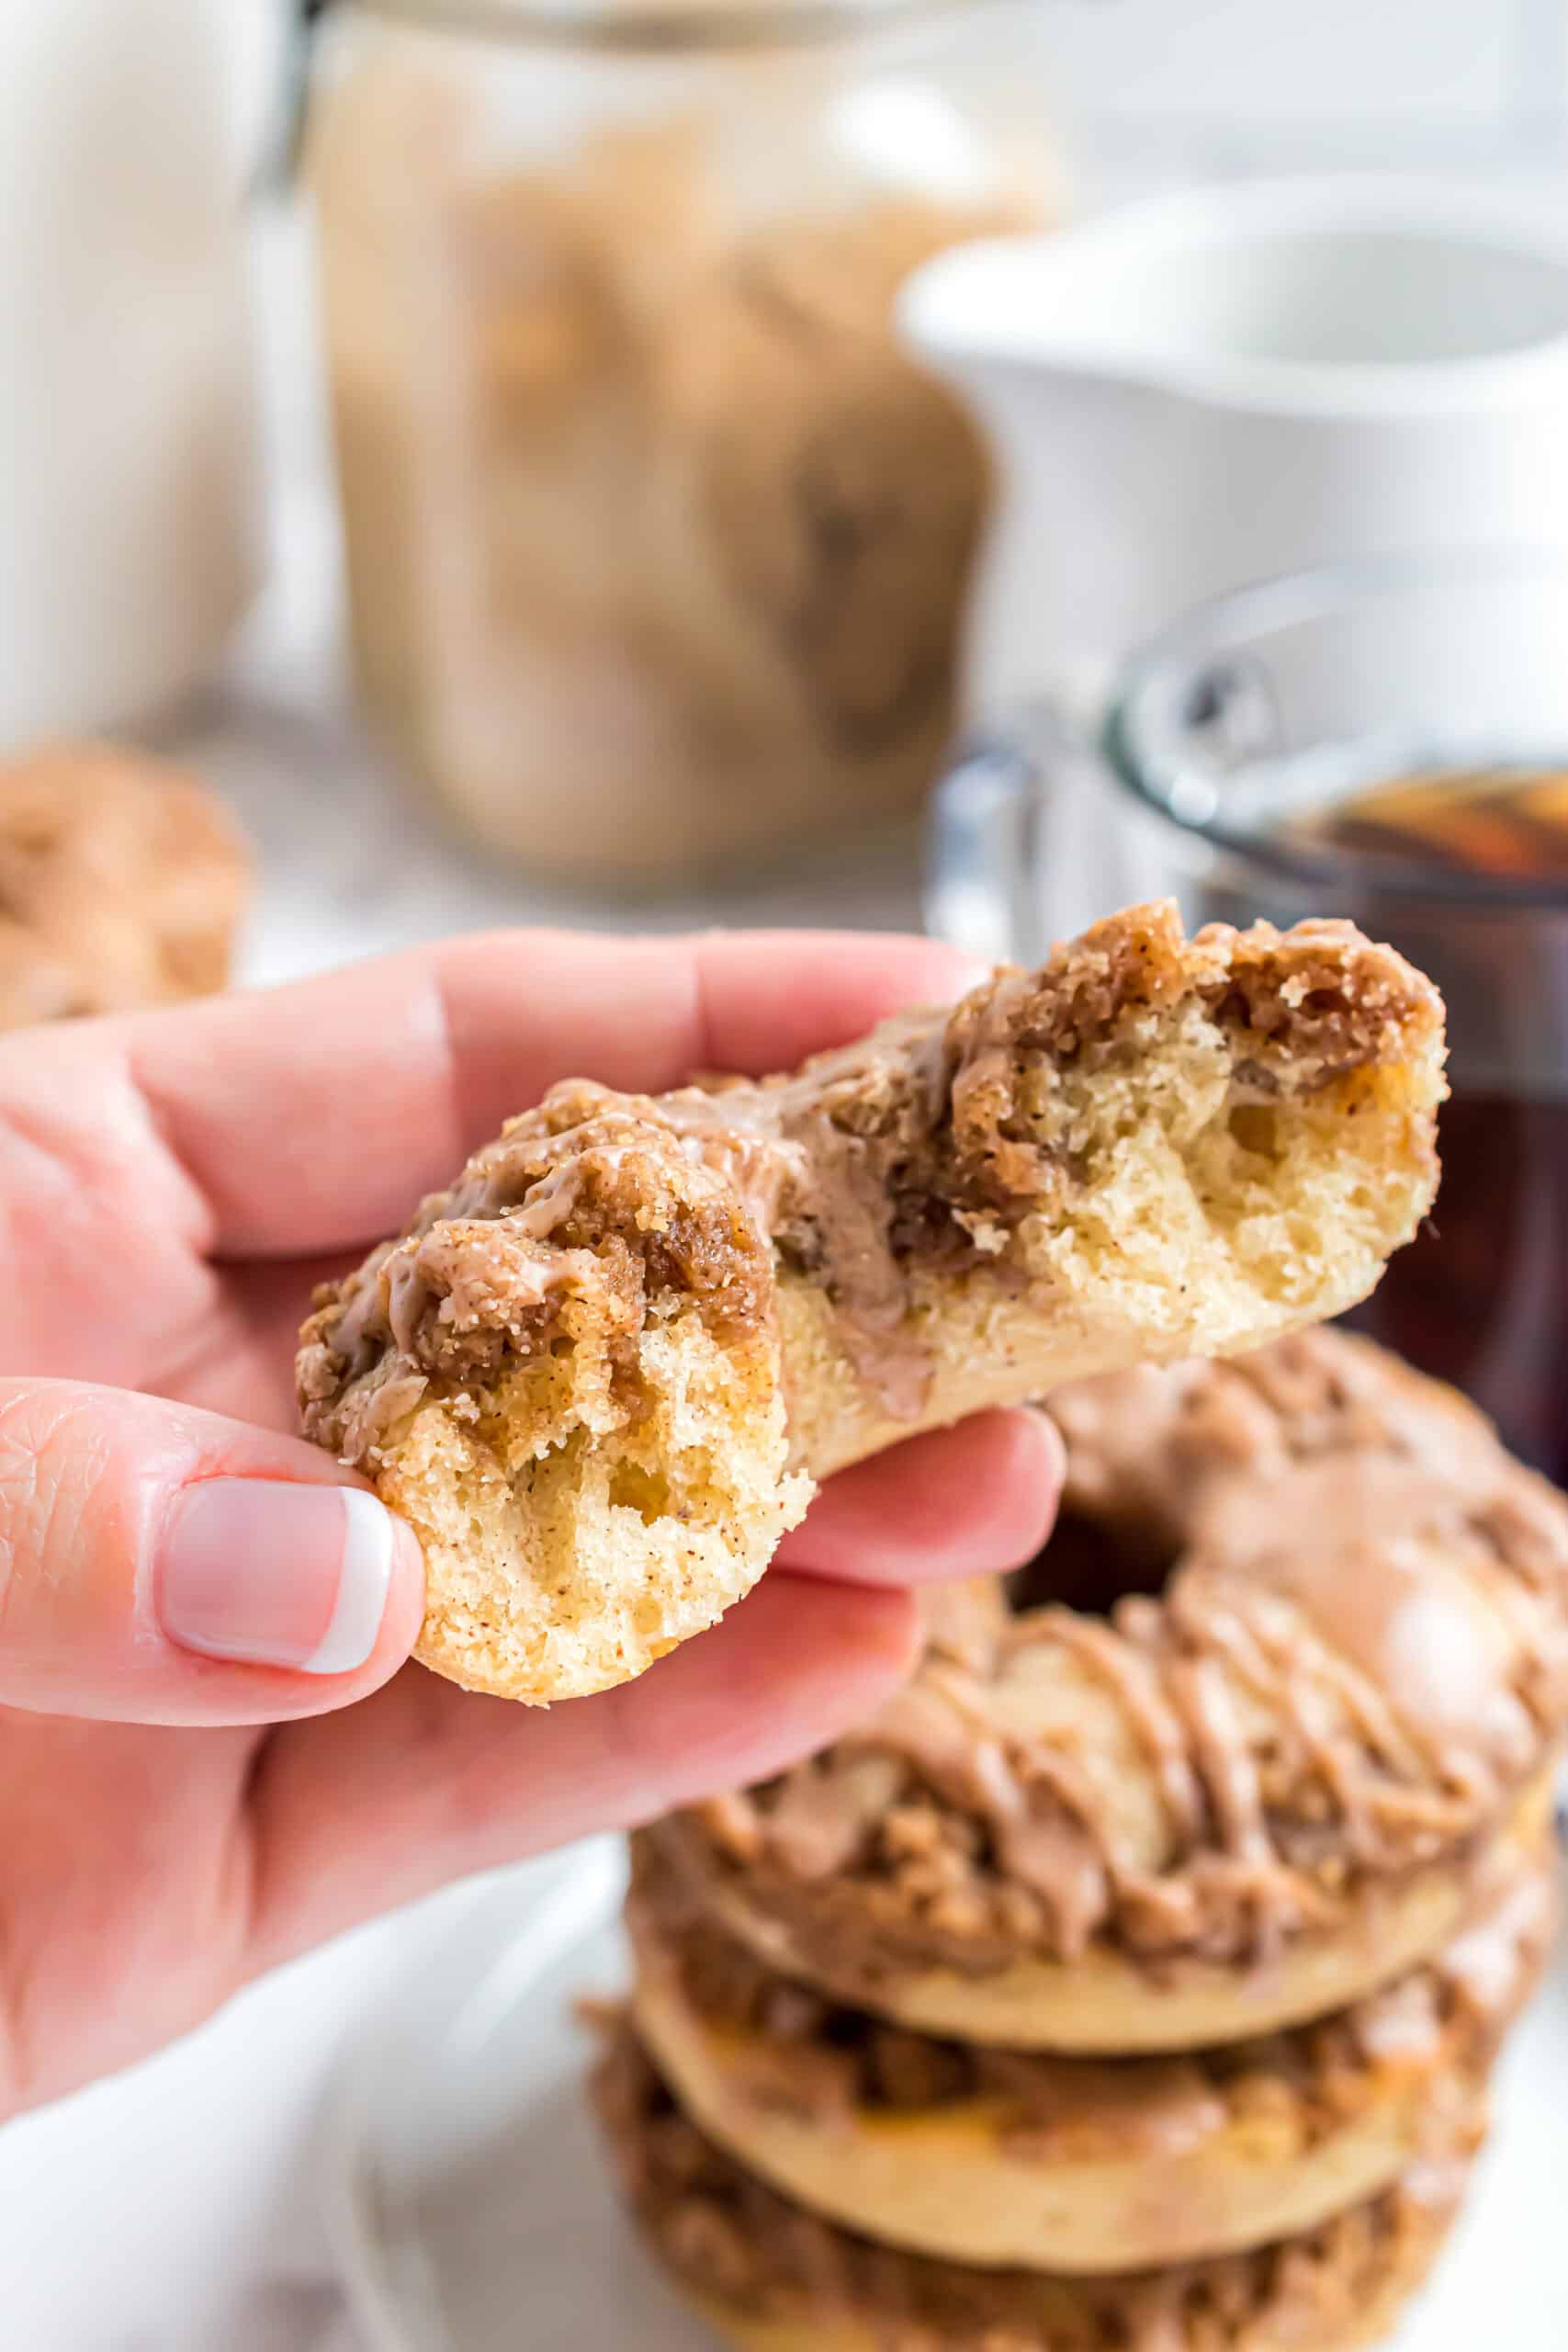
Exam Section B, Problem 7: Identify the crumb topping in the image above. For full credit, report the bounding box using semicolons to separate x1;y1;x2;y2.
660;1329;1568;1975
628;1832;1550;2155
0;744;248;1023
301;905;1446;1451
592;2021;1472;2347
299;1089;775;1461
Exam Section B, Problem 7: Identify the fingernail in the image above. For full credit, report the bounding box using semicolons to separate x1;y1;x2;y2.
158;1480;405;1675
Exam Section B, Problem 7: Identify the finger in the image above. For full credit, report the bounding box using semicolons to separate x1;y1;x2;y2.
775;1408;1065;1586
147;1253;360;1430
244;1570;919;1969
101;928;981;1259
0;1381;424;1724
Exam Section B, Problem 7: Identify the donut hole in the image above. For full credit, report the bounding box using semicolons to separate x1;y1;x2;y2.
1008;1506;1179;1619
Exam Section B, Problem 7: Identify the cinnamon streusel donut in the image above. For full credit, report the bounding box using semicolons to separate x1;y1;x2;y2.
647;1329;1568;2050
299;904;1445;1703
625;1823;1550;2272
0;744;249;1025
592;2019;1478;2352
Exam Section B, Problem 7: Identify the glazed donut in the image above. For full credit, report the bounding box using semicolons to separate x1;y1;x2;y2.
647;1329;1568;2050
625;1826;1551;2273
298;904;1444;1703
0;744;249;1026
592;2019;1478;2352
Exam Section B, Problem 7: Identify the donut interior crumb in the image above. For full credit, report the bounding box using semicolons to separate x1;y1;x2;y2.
298;1099;811;1703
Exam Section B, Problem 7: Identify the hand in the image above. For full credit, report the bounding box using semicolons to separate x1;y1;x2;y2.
0;929;1061;2114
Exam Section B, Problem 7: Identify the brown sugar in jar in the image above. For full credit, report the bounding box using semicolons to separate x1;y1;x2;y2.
307;0;1061;884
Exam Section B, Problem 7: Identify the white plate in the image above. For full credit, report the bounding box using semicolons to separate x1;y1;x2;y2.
327;1838;1568;2352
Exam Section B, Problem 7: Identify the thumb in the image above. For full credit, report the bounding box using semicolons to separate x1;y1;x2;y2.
0;1380;424;1724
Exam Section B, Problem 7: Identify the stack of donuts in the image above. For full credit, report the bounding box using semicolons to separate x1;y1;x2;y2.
595;1328;1568;2351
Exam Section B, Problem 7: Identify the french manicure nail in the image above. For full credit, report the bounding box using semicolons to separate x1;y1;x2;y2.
158;1480;400;1675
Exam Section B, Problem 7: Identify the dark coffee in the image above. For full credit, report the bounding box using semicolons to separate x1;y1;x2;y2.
1289;767;1568;1485
1347;1090;1568;1485
1008;1509;1177;1618
1288;764;1568;883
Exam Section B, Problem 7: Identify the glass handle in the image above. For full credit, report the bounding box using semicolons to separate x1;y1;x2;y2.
1179;651;1287;775
925;694;1163;964
923;724;1050;965
260;0;335;194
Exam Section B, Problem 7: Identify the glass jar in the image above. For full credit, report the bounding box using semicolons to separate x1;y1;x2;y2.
306;0;1058;885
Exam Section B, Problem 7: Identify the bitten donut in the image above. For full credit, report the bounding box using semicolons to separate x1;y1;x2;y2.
299;904;1445;1703
593;2020;1478;2352
626;1825;1550;2273
646;1329;1568;2051
0;743;249;1026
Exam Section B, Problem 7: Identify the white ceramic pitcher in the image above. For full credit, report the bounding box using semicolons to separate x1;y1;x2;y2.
0;0;268;743
900;177;1568;725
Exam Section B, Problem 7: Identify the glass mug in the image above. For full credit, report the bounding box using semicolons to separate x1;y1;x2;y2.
927;548;1568;1485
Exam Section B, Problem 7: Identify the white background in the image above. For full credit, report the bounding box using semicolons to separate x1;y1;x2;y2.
1053;0;1565;157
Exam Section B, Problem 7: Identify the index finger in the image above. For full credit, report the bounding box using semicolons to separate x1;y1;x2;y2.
26;928;978;1261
